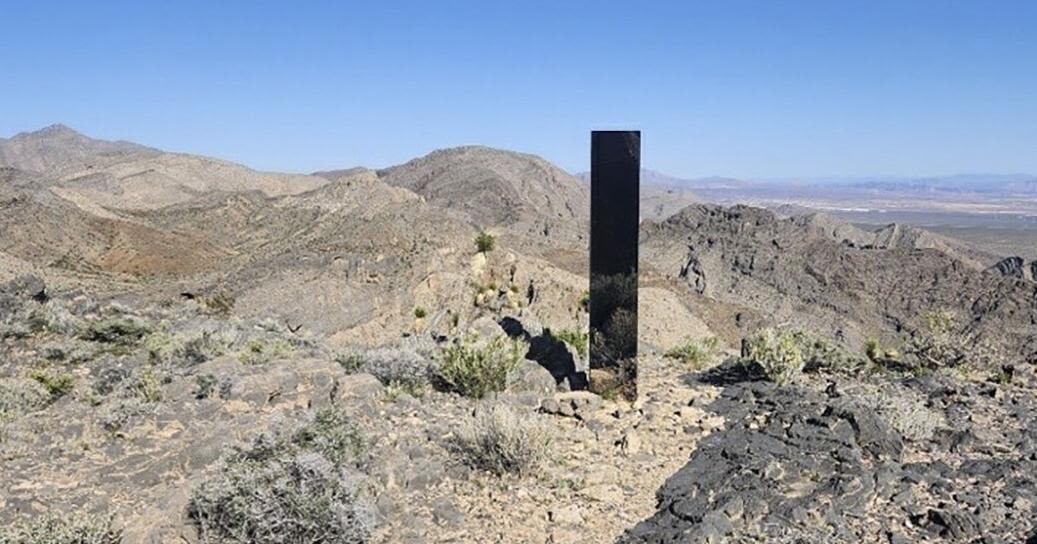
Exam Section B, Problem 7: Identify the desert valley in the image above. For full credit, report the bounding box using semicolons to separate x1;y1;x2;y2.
2;124;1037;543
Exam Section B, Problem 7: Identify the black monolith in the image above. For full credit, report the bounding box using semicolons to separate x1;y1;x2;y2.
589;131;639;400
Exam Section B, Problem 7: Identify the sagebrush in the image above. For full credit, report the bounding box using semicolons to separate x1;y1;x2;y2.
437;335;528;399
453;403;552;476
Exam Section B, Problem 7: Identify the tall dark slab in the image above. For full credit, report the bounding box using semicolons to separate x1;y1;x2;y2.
589;131;639;401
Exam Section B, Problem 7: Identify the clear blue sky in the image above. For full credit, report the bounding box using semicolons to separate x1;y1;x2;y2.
2;1;1036;179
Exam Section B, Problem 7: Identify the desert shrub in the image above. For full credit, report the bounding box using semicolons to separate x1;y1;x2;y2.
413;307;428;319
201;292;236;318
665;337;720;369
547;327;589;357
99;398;154;432
474;231;496;253
742;328;806;385
358;347;436;395
148;331;229;367
743;327;866;383
578;290;590;311
437;335;528;399
0;378;51;422
238;338;294;365
79;317;151;345
0;513;121;544
189;411;372;543
29;368;77;401
293;408;365;467
452;403;552;477
334;353;366;373
130;366;163;403
902;309;1003;374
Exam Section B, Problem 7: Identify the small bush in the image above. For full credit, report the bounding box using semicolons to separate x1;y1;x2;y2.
293;408;365;467
99;398;154;432
130;366;163;403
452;403;552;477
413;307;428;319
189;411;372;543
902;309;1003;374
474;231;496;253
437;335;528;399
202;292;236;318
334;353;366;373
79;317;151;345
548;327;589;357
665;337;720;369
0;513;121;544
358;347;436;395
238;338;294;365
742;328;806;385
29;368;77;401
0;378;51;422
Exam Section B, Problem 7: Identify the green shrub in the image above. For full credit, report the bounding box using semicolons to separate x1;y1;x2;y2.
334;353;366;373
742;328;807;385
413;307;428;319
188;411;372;543
29;368;77;401
238;338;294;365
0;513;121;544
437;335;528;399
453;403;552;477
547;327;589;357
578;291;590;311
665;337;720;369
474;231;496;253
130;366;163;403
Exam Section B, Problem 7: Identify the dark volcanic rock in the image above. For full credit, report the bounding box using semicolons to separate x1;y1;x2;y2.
621;364;1037;543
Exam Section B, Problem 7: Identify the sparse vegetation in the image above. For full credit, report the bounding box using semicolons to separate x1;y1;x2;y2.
292;408;366;467
0;513;121;544
665;336;720;369
188;410;372;544
547;327;589;357
856;388;944;442
437;335;528;399
0;378;51;423
452;403;551;477
79;317;151;345
201;291;236;318
99;397;154;432
238;338;294;365
356;347;436;396
474;231;496;253
578;290;590;311
29;368;77;401
902;309;1003;374
413;307;428;319
130;366;163;403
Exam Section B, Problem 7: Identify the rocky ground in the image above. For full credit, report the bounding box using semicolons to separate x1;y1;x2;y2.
3;275;1037;543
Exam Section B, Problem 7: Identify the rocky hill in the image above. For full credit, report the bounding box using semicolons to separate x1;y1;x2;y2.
641;204;1037;359
376;146;589;244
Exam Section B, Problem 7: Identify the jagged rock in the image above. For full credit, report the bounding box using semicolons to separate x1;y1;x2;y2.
541;391;602;419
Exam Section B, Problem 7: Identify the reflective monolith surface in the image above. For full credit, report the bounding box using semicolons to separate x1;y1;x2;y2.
589;130;639;401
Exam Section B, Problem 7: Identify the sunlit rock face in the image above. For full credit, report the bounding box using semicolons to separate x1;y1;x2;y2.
589;131;640;401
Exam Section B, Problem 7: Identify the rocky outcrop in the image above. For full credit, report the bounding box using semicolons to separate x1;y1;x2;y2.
990;256;1037;282
623;365;1037;543
641;204;1037;360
